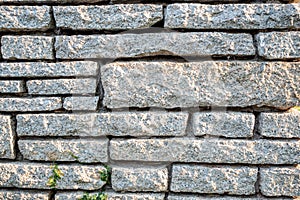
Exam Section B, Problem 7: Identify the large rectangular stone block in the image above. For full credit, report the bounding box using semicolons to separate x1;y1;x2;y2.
0;115;15;159
0;6;51;31
0;80;24;93
0;162;106;190
110;138;300;164
16;112;188;137
102;61;300;109
18;139;108;163
27;78;97;94
167;195;291;200
112;167;168;192
54;5;162;30
171;165;257;195
0;190;50;200
257;31;300;59
1;36;54;60
0;61;98;77
165;4;300;30
260;167;300;197
0;97;62;112
55;33;254;59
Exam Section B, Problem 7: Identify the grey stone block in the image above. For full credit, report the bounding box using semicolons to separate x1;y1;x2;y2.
0;80;24;93
0;115;15;159
0;97;62;112
110;138;300;164
192;112;255;138
112;167;168;192
18;139;108;163
63;96;99;111
102;61;300;109
0;190;50;200
55;32;254;59
171;165;257;195
27;78;97;94
54;5;162;30
16;112;188;137
0;6;51;31
167;194;292;200
1;36;54;60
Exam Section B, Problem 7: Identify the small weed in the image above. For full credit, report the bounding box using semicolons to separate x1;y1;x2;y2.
67;151;79;161
99;165;111;184
47;163;64;189
294;106;300;111
78;192;107;200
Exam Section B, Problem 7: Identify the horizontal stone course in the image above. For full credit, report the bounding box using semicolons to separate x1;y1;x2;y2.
0;6;51;31
1;36;54;60
0;80;24;93
0;97;61;112
171;165;257;195
0;162;106;190
18;139;108;163
110;138;300;164
0;190;50;200
0;0;107;2
0;61;99;77
16;112;188;137
257;31;300;59
27;78;97;94
54;5;162;30
102;61;300;109
0;115;15;159
63;96;99;111
167;195;293;199
55;32;254;59
165;4;300;30
259;111;300;138
260;167;300;196
192;112;255;138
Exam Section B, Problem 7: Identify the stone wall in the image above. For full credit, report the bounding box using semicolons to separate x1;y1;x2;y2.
0;0;299;199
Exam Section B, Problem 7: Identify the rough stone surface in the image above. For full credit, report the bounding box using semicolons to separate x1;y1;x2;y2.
0;0;107;3
18;139;108;163
0;97;62;112
192;112;255;138
167;195;292;200
257;31;300;59
260;167;300;197
54;5;162;30
259;111;300;138
16;112;188;137
110;138;300;164
0;61;99;77
0;190;50;200
1;36;54;60
112;167;168;192
0;6;51;31
0;80;24;93
0;115;15;159
63;96;99;111
102;61;300;109
171;165;257;195
27;78;97;94
165;4;300;29
55;192;165;200
55;33;255;59
0;162;106;190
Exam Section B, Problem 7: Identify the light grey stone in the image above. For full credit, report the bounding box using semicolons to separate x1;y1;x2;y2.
0;115;15;159
18;139;108;163
54;5;162;30
259;111;300;138
0;6;51;31
55;32;254;59
0;0;107;2
27;78;97;94
102;61;300;109
0;190;49;200
0;162;106;190
16;112;188;137
1;36;54;60
165;4;300;30
0;61;99;77
0;97;62;112
0;80;24;93
167;194;292;200
192;112;254;138
55;191;165;200
63;96;99;111
110;138;300;164
257;31;300;59
112;167;168;192
171;165;257;195
260;167;300;196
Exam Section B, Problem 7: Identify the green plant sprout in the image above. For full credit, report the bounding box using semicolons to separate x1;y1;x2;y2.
78;192;107;200
47;163;64;189
99;165;111;184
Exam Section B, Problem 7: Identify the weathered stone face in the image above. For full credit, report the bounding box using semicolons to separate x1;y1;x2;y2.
0;115;15;159
0;80;24;93
0;191;50;200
